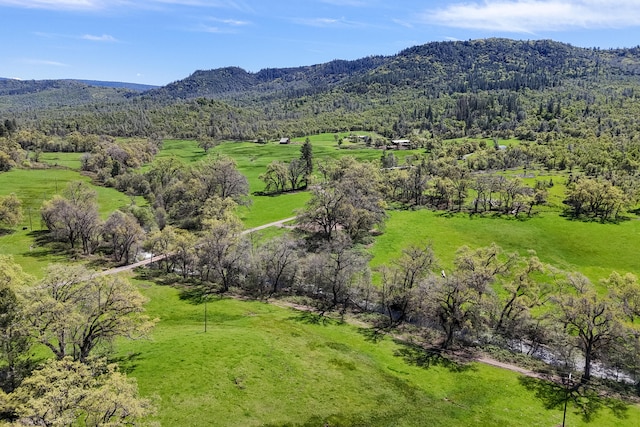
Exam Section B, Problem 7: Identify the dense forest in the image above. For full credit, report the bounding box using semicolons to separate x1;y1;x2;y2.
2;38;640;142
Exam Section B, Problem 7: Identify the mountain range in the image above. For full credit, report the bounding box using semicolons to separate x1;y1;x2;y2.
2;38;640;140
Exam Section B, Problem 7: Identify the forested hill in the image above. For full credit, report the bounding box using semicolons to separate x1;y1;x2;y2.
145;55;387;100
4;38;640;139
145;38;640;101
0;78;151;112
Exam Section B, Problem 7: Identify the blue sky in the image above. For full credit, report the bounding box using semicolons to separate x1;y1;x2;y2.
2;0;640;86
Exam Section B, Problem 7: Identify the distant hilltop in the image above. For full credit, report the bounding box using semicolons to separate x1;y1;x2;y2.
0;77;158;92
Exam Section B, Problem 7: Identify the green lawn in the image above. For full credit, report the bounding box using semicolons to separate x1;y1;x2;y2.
116;279;639;427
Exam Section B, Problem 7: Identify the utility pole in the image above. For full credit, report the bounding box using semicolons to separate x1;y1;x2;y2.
204;293;208;333
562;373;572;427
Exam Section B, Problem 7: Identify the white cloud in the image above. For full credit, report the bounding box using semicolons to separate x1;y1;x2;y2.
320;0;368;6
21;58;69;67
0;0;253;11
424;0;640;33
82;34;118;42
0;0;108;10
293;16;364;28
206;17;250;26
392;18;413;29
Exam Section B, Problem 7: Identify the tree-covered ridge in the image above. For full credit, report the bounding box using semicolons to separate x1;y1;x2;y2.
151;39;640;102
4;38;640;142
0;79;138;113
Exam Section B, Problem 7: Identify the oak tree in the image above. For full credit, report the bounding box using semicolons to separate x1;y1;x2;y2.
20;265;156;362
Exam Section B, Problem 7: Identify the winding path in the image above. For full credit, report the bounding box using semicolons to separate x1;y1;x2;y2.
96;216;296;277
93;216;576;384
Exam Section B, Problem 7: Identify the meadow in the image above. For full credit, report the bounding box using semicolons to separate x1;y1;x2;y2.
115;278;639;426
370;209;640;282
0;165;137;275
2;135;640;425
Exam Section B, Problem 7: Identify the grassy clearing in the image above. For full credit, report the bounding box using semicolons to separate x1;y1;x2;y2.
155;139;205;164
159;137;423;194
38;152;83;170
238;192;310;228
371;209;640;282
156;138;420;226
0;167;139;276
116;279;639;427
0;166;133;218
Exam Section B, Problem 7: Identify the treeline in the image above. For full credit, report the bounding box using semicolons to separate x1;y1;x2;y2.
0;257;156;425
258;138;639;222
4;39;640;145
38;150;251;264
139;194;640;390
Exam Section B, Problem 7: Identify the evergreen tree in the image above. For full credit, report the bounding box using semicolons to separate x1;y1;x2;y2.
300;138;313;187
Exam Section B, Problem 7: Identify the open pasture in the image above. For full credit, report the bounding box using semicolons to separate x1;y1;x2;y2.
159;136;421;194
116;279;639;427
370;209;640;283
38;151;83;170
0;167;138;276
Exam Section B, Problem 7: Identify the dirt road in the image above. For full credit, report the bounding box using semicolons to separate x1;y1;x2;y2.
96;216;296;277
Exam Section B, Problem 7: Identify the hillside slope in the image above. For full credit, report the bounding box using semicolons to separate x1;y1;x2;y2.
4;38;640;140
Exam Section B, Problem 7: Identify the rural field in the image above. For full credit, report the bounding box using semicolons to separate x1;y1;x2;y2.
116;279;638;427
2;134;639;426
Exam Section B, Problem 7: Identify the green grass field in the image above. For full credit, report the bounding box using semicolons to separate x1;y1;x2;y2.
3;138;640;426
115;278;639;427
0;167;138;276
158;136;419;194
38;151;83;170
370;209;640;282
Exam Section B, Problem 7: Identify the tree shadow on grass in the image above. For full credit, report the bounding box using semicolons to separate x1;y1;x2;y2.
21;230;69;259
393;341;475;373
178;285;227;305
519;376;629;423
357;326;389;343
287;310;336;326
109;352;142;375
0;228;16;236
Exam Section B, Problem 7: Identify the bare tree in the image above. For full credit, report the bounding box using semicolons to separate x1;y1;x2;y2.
40;181;101;255
197;220;249;293
492;251;551;336
378;244;437;325
420;272;485;349
192;155;250;205
301;234;370;316
102;211;144;265
251;235;301;296
297;185;347;240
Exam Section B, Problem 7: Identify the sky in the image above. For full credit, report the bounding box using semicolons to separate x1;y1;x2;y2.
1;0;640;86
